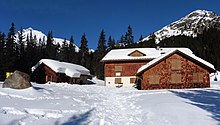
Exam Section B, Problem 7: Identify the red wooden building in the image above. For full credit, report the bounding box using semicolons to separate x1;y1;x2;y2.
32;59;90;84
101;48;215;89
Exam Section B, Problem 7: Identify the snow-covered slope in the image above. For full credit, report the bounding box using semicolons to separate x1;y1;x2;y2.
15;27;79;52
142;10;220;43
0;80;220;125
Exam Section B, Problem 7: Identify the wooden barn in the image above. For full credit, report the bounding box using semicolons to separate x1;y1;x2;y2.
32;59;90;84
101;48;215;89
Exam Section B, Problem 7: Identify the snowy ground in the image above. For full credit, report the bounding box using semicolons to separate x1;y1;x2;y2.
0;76;220;125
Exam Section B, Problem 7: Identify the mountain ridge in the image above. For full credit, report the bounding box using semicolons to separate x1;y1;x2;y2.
142;10;220;43
15;27;80;52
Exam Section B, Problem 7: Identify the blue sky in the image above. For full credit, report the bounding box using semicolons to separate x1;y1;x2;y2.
1;0;220;49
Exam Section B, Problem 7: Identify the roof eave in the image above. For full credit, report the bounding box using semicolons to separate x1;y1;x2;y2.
101;58;155;63
137;50;216;75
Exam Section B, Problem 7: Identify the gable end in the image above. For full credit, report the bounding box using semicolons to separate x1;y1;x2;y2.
137;50;215;75
128;50;146;57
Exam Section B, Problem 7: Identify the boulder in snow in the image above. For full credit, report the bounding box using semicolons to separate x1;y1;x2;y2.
3;70;32;89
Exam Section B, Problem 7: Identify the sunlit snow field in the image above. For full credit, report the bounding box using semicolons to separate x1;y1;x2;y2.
0;76;220;125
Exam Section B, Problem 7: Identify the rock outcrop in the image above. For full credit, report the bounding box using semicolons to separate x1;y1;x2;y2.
3;70;32;89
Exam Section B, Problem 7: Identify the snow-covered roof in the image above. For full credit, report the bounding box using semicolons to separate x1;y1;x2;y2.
32;59;90;78
137;49;215;74
101;48;193;62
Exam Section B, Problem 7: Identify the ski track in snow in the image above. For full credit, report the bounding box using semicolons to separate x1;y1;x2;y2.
88;88;143;125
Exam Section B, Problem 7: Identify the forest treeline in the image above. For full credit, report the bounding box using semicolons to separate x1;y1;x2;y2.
0;23;134;80
0;22;220;81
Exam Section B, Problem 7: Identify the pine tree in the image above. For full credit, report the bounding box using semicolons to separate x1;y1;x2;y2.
124;25;134;46
18;27;25;55
45;31;56;59
69;35;77;63
107;36;115;51
4;22;17;72
139;35;143;42
16;27;26;72
25;30;38;74
79;33;89;68
118;35;126;48
59;38;69;62
94;30;107;79
38;36;46;59
0;32;6;80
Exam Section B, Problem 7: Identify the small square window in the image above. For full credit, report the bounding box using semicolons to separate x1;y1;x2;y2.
116;72;121;76
115;78;121;84
193;73;203;83
130;78;136;83
149;74;160;84
171;74;182;84
115;66;122;72
171;59;181;70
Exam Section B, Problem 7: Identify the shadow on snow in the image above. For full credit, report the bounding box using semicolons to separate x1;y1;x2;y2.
55;108;95;125
170;89;220;123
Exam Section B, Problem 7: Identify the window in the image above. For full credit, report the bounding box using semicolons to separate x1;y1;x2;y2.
130;78;136;84
116;72;121;77
148;74;160;84
115;66;122;72
46;75;52;82
193;73;203;83
171;74;182;84
171;59;181;70
115;78;121;84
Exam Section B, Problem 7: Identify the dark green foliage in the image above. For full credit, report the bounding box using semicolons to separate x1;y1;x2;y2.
0;23;92;80
45;31;57;59
139;35;143;42
117;35;126;48
4;22;18;72
79;33;90;69
116;25;135;48
138;38;157;48
58;36;78;64
59;38;69;62
107;36;115;51
68;36;78;64
16;27;26;72
94;30;107;80
0;32;6;80
124;25;134;46
24;31;38;74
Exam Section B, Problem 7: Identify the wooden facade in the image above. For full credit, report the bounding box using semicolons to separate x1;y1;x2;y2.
104;60;149;86
137;53;214;90
32;64;88;84
105;61;148;77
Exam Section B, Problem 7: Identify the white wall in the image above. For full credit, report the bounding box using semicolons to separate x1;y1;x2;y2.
105;76;136;87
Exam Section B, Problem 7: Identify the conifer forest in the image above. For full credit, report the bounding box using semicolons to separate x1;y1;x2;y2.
0;22;220;80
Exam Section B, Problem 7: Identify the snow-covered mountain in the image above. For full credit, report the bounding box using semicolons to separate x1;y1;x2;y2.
15;27;79;52
142;10;220;43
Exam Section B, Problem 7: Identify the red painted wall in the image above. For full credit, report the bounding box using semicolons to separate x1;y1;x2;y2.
105;61;149;77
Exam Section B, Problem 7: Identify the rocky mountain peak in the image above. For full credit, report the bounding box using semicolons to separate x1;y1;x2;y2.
142;10;220;43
